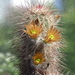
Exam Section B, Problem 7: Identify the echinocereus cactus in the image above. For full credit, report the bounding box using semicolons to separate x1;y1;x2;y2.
12;0;68;75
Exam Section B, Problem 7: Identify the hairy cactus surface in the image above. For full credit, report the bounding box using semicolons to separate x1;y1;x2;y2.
11;0;68;75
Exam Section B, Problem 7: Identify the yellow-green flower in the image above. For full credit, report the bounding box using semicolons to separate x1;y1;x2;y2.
23;19;43;39
32;52;45;65
44;26;61;43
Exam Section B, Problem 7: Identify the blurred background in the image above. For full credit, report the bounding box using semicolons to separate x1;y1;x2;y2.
0;0;75;75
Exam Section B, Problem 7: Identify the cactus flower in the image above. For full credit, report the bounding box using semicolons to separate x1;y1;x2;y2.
32;52;45;65
23;20;43;39
44;26;61;43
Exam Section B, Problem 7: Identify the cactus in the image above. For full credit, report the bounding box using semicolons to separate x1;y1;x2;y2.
12;0;67;75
